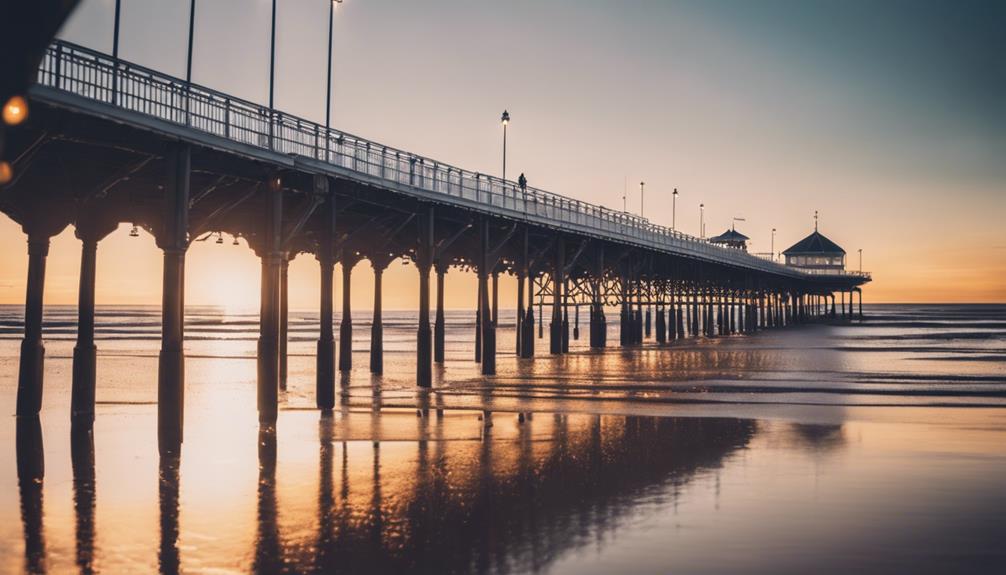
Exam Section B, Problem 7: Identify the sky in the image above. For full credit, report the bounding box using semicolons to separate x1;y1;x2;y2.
1;0;1004;308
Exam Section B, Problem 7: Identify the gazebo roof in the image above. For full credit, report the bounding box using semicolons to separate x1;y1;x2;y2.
709;228;750;243
783;230;845;255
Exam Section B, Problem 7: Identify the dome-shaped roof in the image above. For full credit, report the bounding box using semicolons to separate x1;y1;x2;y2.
709;228;750;243
783;230;845;255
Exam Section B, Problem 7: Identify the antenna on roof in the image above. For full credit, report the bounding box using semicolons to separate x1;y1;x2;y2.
814;210;819;232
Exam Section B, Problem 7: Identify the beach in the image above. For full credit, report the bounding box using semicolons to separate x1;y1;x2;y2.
1;304;1004;573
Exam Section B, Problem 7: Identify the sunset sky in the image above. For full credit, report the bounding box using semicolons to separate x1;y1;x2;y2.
1;0;1004;308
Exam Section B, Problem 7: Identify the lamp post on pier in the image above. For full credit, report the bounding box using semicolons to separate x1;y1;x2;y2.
186;0;196;84
501;110;510;181
672;188;678;231
858;248;863;272
269;0;277;111
771;228;776;262
326;0;343;132
640;181;645;218
699;203;705;239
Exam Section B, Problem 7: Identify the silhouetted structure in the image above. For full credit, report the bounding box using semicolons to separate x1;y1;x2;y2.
0;40;870;454
709;228;750;250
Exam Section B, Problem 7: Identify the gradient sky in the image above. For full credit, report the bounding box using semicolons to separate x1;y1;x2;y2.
2;0;1004;308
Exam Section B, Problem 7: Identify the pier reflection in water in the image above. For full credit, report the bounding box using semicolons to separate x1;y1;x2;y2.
13;409;755;574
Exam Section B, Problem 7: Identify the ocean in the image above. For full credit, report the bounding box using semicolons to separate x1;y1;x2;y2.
0;303;1004;573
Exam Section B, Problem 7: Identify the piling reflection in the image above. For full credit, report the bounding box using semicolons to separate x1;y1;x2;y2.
16;416;46;575
158;455;180;575
255;410;757;574
254;427;283;574
12;409;755;574
70;427;97;575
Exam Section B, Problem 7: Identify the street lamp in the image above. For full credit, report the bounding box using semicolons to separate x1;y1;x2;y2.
326;0;344;133
501;109;510;181
672;188;678;231
858;248;863;272
186;0;197;84
112;0;122;104
699;203;705;239
639;181;645;218
771;228;776;261
269;0;277;110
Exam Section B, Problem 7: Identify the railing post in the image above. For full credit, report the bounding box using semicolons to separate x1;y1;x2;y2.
224;98;231;140
54;43;63;89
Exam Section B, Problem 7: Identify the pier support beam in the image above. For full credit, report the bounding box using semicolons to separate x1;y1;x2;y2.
338;255;356;372
550;237;565;355
157;144;191;453
279;258;289;390
522;272;535;358
562;279;570;353
691;291;699;337
619;275;629;346
256;176;283;428
433;262;446;364
479;221;496;375
655;304;666;344
316;193;336;410
416;209;434;388
369;261;387;375
635;295;644;344
668;296;676;341
16;235;55;418
573;302;581;341
644;304;652;339
589;281;606;349
475;297;482;363
70;217;116;427
516;235;526;356
492;271;499;327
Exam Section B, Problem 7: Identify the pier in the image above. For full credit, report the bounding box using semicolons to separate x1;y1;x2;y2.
1;40;870;454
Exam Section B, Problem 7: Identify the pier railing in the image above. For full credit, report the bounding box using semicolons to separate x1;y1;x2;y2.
37;40;808;277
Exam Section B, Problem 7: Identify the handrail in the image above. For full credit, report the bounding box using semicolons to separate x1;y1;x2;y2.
34;40;848;281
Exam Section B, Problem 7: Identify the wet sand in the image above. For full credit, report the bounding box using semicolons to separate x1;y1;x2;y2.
1;304;1004;573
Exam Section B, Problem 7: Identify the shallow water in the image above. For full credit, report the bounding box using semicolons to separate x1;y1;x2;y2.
1;304;1004;573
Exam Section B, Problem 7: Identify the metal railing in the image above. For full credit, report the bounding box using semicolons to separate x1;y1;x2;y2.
36;40;823;279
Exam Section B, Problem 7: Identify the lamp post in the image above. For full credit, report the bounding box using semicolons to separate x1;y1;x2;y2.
858;248;863;272
501;110;510;181
186;0;196;84
771;228;776;262
672;188;678;231
699;203;705;239
269;0;277;111
639;181;645;218
112;0;122;104
326;0;343;133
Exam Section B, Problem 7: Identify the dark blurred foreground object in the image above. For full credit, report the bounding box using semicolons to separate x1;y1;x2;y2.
1;0;80;183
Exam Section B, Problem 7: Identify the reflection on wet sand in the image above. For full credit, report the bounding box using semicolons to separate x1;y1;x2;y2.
70;428;96;575
158;455;180;575
12;413;754;575
249;411;753;574
16;417;45;575
14;409;755;574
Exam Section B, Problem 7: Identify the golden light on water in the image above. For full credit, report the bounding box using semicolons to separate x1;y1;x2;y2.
2;95;28;126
